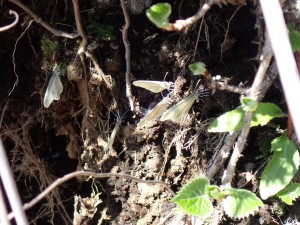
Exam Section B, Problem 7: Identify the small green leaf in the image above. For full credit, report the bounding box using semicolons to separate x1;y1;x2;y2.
277;182;300;205
208;103;285;133
222;188;263;219
240;97;258;112
189;62;207;75
288;23;300;52
259;134;300;200
207;185;225;201
146;3;171;29
172;177;213;217
251;103;285;127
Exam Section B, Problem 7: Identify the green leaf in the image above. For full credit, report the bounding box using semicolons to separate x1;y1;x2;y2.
208;103;285;133
277;182;300;205
172;177;213;217
189;62;207;75
207;185;225;201
240;97;258;112
251;103;285;127
259;134;300;200
222;188;263;219
146;3;171;29
288;23;300;52
208;108;245;132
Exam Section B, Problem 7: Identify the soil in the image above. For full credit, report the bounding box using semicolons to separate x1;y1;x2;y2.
0;0;299;225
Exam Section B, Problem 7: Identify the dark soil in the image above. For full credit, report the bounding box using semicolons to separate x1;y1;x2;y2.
0;0;299;224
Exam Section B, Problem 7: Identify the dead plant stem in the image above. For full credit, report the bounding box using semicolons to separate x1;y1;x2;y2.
210;80;249;95
8;171;175;220
8;0;78;38
10;20;33;96
84;51;112;90
164;0;225;31
219;5;242;63
120;0;135;111
72;0;112;95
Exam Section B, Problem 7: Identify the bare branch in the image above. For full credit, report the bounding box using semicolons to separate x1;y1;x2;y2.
8;171;175;220
8;0;78;38
162;0;231;31
0;10;19;32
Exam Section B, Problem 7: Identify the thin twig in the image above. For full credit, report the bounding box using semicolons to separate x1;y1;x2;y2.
8;0;78;38
210;80;249;95
206;132;239;179
222;34;273;186
219;5;242;63
84;51;112;90
0;10;19;32
120;0;135;111
163;0;225;31
157;211;174;225
106;115;122;153
72;0;112;93
8;171;175;220
9;20;34;96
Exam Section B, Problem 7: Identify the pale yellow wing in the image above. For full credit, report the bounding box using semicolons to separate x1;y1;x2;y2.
160;92;198;121
133;80;171;93
43;69;63;108
137;98;170;127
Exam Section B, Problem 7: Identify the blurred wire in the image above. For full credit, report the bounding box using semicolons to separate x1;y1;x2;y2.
0;138;29;225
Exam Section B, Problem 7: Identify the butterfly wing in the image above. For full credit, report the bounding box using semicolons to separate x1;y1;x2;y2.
160;92;198;121
43;70;63;108
133;80;170;93
137;98;170;127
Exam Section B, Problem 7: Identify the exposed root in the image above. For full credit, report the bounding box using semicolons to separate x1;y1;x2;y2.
8;0;78;38
0;10;19;32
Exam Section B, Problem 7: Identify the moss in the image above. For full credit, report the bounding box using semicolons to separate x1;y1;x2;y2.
57;62;68;76
41;36;59;61
87;22;117;41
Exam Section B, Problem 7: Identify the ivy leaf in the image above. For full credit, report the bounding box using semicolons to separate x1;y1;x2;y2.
277;182;300;205
172;177;213;217
222;188;263;219
208;103;285;133
288;23;300;52
146;3;171;29
259;134;300;200
189;62;207;75
251;103;285;127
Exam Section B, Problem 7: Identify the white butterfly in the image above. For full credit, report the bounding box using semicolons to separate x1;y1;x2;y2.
133;80;172;93
43;66;63;108
137;98;170;127
160;91;199;122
